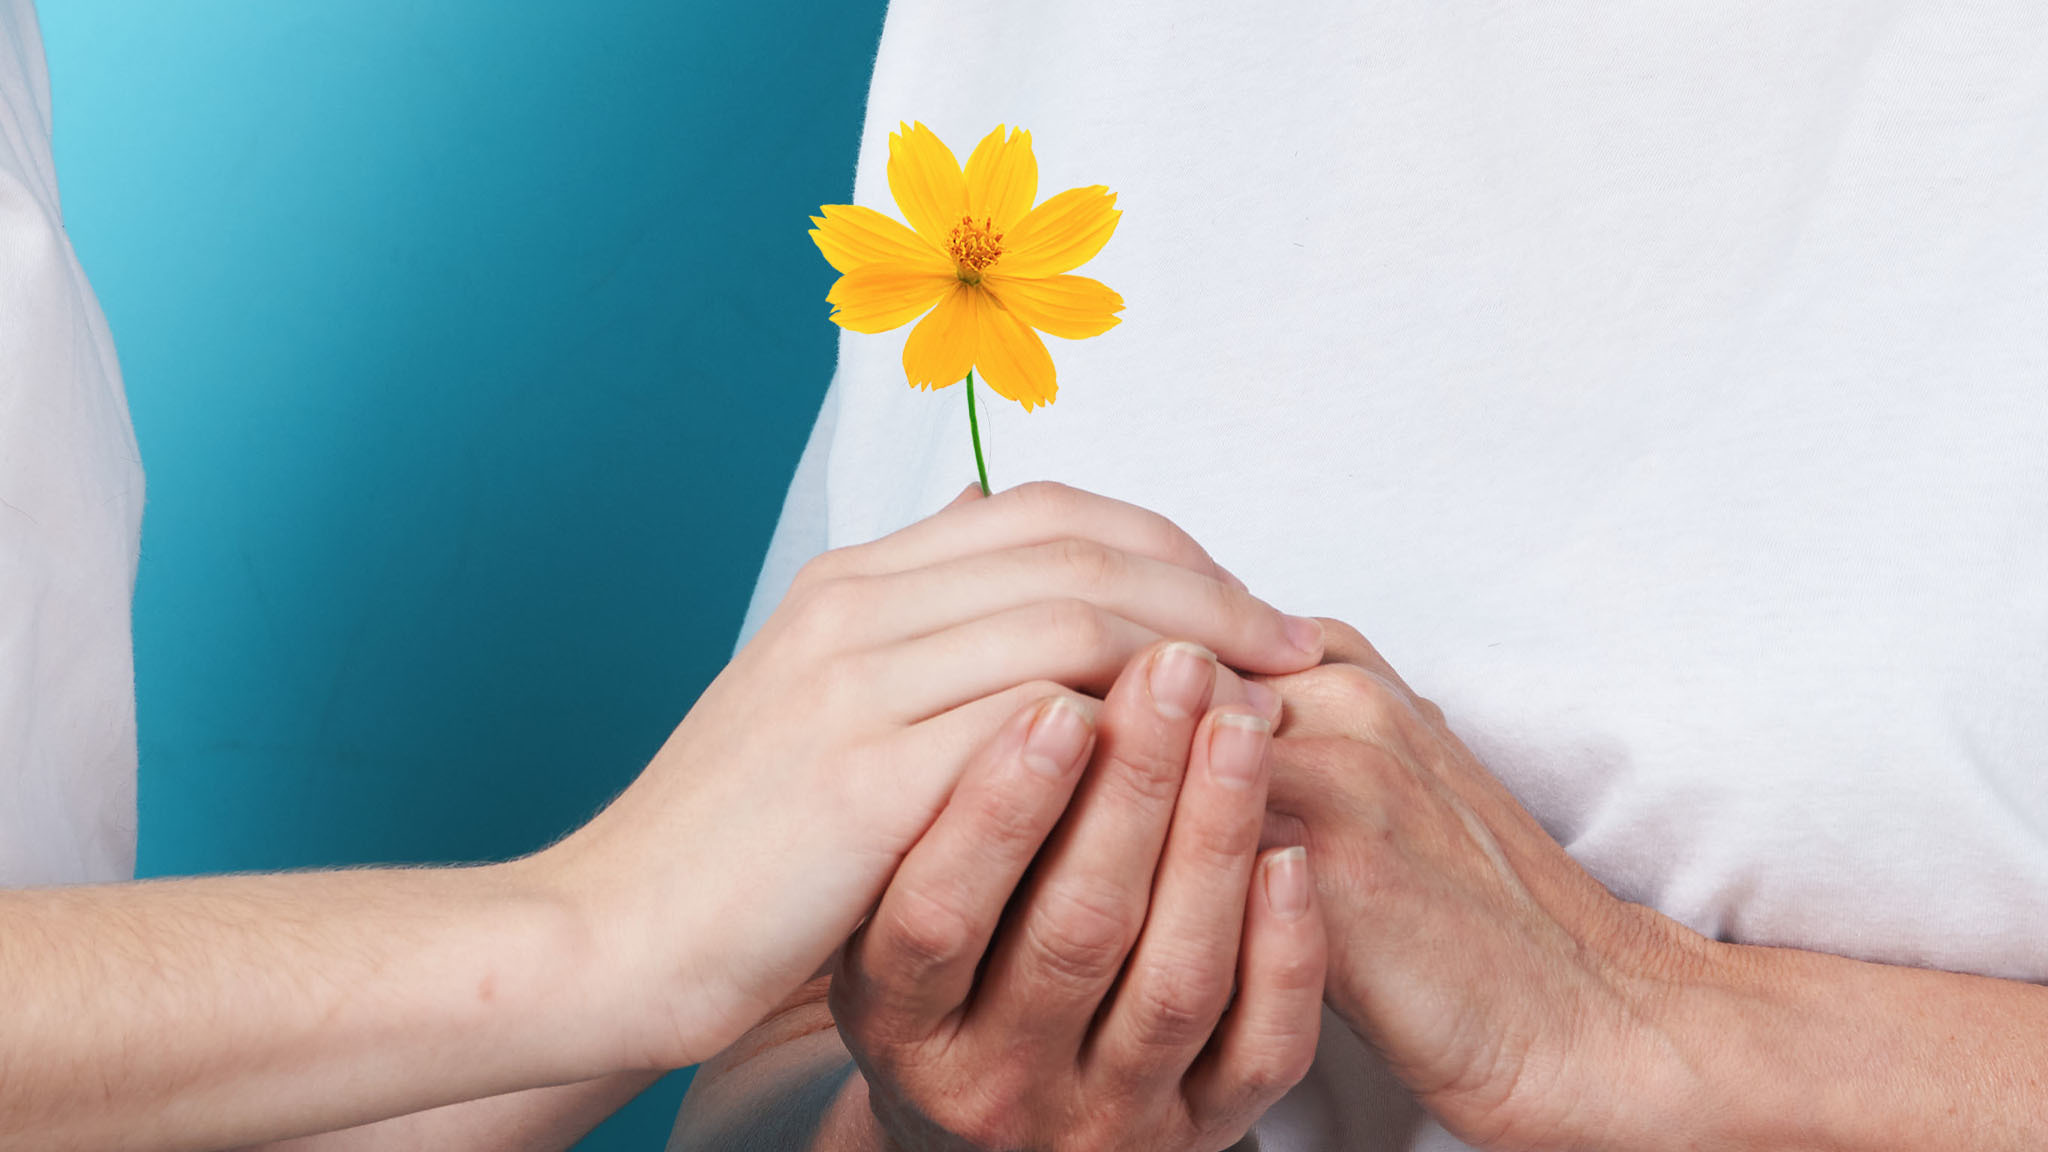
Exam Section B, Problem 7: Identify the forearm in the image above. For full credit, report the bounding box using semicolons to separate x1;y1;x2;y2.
673;977;882;1152
0;860;632;1152
239;1072;662;1152
1674;938;2048;1151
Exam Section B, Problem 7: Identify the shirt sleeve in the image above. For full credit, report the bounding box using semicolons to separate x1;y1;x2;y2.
733;377;840;651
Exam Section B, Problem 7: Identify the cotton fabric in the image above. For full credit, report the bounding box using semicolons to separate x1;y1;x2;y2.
742;2;2048;1145
1;0;142;887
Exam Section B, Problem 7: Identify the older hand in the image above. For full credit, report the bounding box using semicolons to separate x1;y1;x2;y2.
1260;621;1710;1152
830;641;1328;1152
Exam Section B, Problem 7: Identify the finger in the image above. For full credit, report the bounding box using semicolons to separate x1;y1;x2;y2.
835;540;1320;675
1183;846;1327;1139
969;641;1216;1049
836;695;1095;1044
1211;667;1281;727
1093;708;1274;1083
879;680;1100;817
864;599;1170;724
1309;616;1413;694
829;481;1259;598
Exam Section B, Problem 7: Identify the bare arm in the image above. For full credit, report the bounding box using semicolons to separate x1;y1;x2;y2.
0;863;640;1152
0;486;1324;1152
1260;618;2048;1152
1671;938;2048;1150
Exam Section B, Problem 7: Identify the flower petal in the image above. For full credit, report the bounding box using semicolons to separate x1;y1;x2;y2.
982;273;1124;340
827;265;954;334
811;205;948;275
1000;186;1121;278
963;125;1038;234
887;122;967;248
975;295;1059;410
902;282;978;391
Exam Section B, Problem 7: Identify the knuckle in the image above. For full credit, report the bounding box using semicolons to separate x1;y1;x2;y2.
1100;742;1189;805
1308;661;1385;706
1127;966;1233;1052
1024;878;1138;987
1201;575;1252;635
1236;1034;1320;1104
1260;944;1327;999
1297;663;1412;737
943;1093;1024;1151
790;548;851;591
1186;808;1259;870
783;575;864;650
966;772;1050;851
878;886;978;974
1413;693;1449;729
1040;596;1115;654
1009;479;1079;521
1047;536;1124;593
1126;503;1186;554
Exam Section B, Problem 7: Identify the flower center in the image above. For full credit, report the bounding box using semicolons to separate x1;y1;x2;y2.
947;215;1003;282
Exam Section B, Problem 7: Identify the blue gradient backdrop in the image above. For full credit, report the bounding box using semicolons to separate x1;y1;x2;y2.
40;0;885;1144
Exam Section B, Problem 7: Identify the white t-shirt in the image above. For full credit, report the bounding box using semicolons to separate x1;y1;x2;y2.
744;2;2048;1146
0;0;142;887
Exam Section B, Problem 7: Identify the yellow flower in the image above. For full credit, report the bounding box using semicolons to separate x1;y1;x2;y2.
810;123;1124;411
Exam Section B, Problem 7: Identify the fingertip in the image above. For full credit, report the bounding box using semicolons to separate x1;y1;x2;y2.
1283;615;1325;662
1240;678;1281;725
1259;846;1312;924
1022;695;1095;778
946;481;987;508
1146;640;1219;721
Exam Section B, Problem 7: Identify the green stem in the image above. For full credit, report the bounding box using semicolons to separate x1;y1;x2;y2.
966;369;991;496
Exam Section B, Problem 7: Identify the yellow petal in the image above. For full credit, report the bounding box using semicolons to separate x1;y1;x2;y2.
1000;186;1121;278
963;125;1038;234
810;205;948;275
827;265;954;334
982;273;1124;340
974;294;1059;410
886;122;967;248
902;283;978;390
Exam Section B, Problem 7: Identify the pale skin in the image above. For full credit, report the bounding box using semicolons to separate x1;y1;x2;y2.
0;483;1326;1151
686;614;2048;1150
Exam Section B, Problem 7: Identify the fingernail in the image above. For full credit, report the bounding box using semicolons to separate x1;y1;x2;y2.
1284;615;1324;655
1240;678;1280;722
1148;642;1215;719
1207;712;1271;790
1263;846;1310;922
1023;697;1092;778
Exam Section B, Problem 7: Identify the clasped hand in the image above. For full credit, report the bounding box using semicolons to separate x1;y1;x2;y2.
811;583;1713;1152
533;482;1326;1072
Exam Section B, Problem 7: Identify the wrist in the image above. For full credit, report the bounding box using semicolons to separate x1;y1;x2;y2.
1589;916;1750;1152
1605;922;1860;1152
501;839;716;1073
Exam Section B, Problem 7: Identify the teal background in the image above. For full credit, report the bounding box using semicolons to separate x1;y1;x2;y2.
40;0;885;1145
